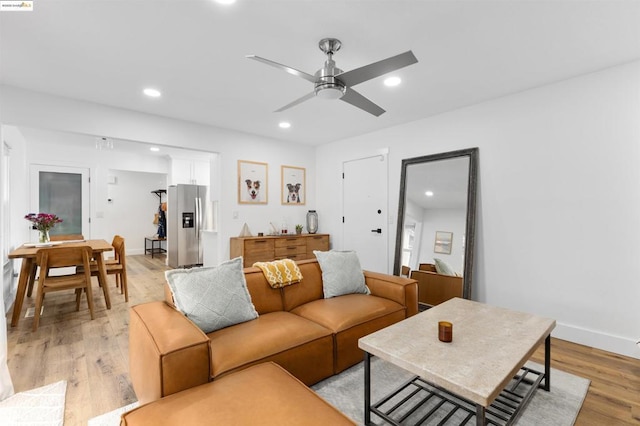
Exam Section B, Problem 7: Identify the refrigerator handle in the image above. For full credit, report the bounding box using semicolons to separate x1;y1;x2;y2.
196;197;202;237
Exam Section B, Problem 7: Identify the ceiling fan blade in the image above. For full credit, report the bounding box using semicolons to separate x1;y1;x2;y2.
246;55;316;84
275;91;316;112
340;88;385;117
337;51;418;87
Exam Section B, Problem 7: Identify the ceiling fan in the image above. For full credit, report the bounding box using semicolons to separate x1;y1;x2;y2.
247;38;418;117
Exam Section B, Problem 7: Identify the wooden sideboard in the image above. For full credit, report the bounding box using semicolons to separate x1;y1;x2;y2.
230;234;330;267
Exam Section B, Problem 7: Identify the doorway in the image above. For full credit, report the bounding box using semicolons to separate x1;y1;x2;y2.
342;154;388;273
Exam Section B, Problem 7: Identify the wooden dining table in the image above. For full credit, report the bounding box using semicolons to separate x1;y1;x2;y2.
8;239;113;327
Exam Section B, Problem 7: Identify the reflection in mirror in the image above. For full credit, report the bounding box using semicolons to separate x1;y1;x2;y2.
393;148;478;307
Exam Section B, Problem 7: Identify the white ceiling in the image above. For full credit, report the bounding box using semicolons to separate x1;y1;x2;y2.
1;0;639;146
406;156;469;210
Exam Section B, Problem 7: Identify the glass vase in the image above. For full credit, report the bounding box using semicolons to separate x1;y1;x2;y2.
38;229;50;243
306;210;318;234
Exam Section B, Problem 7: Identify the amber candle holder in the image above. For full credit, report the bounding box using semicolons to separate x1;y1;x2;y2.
438;321;453;343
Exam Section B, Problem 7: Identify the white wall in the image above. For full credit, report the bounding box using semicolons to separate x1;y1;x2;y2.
317;60;640;359
106;170;168;255
3;127;28;253
0;86;316;266
0;124;15;400
418;208;466;274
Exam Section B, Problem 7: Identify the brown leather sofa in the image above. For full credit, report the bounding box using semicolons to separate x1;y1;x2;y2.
411;263;463;306
129;259;418;404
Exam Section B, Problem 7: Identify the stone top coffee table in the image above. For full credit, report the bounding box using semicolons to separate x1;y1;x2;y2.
358;297;556;425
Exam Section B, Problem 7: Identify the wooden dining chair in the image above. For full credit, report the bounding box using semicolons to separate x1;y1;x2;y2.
33;245;95;331
79;235;129;302
400;265;411;278
26;234;86;298
108;235;128;302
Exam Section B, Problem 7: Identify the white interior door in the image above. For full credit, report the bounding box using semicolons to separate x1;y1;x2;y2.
342;155;388;273
29;165;90;239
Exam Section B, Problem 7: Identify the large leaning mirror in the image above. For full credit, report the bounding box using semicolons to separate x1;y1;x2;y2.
393;148;478;307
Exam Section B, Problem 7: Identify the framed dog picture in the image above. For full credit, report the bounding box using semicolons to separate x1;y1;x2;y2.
281;165;305;205
238;160;268;204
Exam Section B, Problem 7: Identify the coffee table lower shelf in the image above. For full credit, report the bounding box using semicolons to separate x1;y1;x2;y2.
367;365;546;426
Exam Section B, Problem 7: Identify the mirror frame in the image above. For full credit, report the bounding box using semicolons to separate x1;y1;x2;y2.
393;147;479;300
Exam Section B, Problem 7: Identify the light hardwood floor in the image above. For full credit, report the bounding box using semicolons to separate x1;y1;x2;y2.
6;254;170;425
5;254;640;425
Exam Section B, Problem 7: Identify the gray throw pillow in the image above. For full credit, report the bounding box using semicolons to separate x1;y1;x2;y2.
165;257;258;333
313;250;370;298
434;258;456;276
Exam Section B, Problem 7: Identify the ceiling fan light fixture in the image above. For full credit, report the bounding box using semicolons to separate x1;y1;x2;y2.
315;86;344;100
314;77;346;100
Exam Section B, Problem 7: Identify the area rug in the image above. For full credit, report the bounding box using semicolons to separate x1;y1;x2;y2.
313;358;590;425
0;380;67;426
89;359;589;425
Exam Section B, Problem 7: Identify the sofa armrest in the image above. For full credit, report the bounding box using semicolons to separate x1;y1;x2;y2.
129;302;210;404
363;271;418;317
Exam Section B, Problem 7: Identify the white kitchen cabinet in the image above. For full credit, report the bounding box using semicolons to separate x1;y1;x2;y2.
170;157;210;185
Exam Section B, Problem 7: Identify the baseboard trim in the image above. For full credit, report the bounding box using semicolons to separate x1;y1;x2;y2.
553;322;640;359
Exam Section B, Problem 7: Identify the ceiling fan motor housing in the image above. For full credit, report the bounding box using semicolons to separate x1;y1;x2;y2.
314;58;346;99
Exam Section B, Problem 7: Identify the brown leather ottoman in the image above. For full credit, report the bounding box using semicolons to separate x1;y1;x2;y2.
120;362;355;425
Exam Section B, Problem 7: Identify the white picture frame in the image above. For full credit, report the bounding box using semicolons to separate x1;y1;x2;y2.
238;160;268;204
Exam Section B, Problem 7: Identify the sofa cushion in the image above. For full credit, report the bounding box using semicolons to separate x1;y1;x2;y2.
282;260;325;311
291;294;406;373
165;257;258;333
313;250;369;298
291;294;404;334
243;266;286;314
208;311;334;385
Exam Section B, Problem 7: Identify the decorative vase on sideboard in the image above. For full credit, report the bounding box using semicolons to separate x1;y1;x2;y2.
306;210;318;234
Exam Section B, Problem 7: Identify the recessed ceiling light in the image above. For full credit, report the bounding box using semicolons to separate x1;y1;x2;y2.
384;76;402;87
214;0;236;4
279;122;291;129
150;147;160;152
425;191;434;197
143;88;161;98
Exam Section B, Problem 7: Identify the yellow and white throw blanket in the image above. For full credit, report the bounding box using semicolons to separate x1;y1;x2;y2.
253;259;303;288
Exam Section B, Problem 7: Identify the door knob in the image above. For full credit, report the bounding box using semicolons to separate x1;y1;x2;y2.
371;228;382;234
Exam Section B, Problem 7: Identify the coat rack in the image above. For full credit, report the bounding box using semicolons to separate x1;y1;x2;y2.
151;189;167;238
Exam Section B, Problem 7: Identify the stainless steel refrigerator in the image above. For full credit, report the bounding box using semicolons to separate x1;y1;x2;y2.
167;184;208;268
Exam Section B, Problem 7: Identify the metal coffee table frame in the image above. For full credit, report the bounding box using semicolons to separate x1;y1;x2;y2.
364;335;551;426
